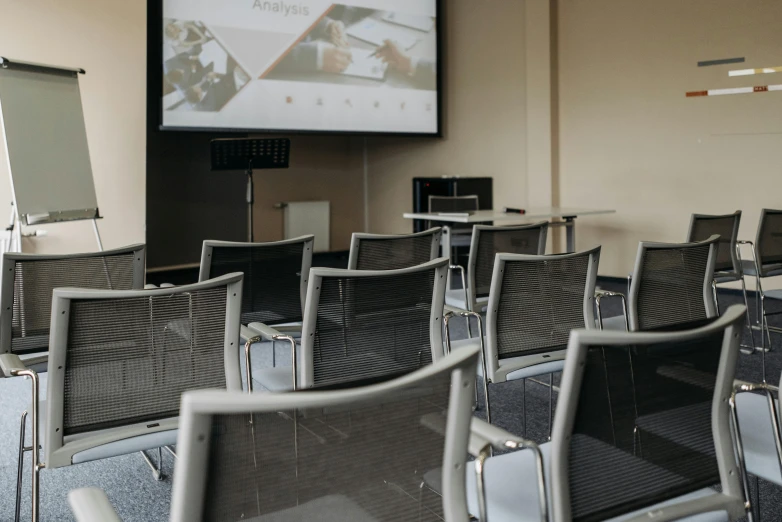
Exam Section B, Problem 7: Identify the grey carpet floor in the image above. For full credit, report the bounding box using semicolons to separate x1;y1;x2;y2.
1;280;781;521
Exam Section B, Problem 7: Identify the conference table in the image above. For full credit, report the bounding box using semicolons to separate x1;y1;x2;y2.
402;207;616;253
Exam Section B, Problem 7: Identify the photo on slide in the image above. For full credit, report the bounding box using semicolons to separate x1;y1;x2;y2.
163;19;252;112
262;5;437;91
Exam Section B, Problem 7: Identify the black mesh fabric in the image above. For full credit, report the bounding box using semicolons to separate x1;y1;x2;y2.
208;243;306;325
355;235;435;271
202;371;452;521
311;269;437;388
568;321;724;522
688;215;739;273
757;209;782;275
496;253;589;359
473;226;545;298
636;244;712;331
11;252;139;355
63;286;229;435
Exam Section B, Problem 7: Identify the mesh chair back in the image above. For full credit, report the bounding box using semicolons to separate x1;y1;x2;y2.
200;237;313;326
551;306;746;522
44;273;243;462
0;244;146;356
170;346;479;522
348;228;442;270
300;258;449;389
628;236;718;332
468;222;548;301
687;211;741;275
756;209;782;277
485;248;599;372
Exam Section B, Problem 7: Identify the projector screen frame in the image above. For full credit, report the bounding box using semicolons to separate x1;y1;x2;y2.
151;0;444;137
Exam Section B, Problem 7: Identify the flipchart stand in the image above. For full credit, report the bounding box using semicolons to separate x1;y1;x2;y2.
210;138;291;242
0;57;104;253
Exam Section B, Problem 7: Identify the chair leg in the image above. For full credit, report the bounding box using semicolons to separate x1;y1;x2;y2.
712;280;720;315
15;410;27;522
752;474;761;522
740;276;756;355
548;373;554;441
483;379;492;426
473;375;479;411
522;378;527;438
140;447;165;481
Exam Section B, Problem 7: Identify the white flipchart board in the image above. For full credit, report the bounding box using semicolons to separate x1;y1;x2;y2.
0;58;99;226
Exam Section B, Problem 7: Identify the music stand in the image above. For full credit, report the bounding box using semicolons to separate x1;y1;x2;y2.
210;138;290;242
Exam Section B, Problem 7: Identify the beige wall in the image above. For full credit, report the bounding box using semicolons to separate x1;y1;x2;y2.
365;0;533;235
0;1;146;254
558;0;782;284
251;135;364;251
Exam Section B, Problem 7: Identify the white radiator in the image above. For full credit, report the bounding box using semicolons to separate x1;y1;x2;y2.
283;201;330;252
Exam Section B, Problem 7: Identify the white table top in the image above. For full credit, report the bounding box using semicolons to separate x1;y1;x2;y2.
403;207;616;223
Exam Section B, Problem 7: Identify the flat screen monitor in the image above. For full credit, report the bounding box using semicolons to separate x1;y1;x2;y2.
160;0;441;135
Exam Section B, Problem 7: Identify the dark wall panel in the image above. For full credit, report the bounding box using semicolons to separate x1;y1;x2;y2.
146;0;246;269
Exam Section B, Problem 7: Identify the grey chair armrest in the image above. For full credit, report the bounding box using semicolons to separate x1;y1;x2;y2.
0;353;27;377
240;325;257;343
247;322;286;341
245;322;297;393
68;488;122;522
471;418;548;522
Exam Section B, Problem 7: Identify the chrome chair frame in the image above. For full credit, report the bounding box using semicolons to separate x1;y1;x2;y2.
737;209;782;380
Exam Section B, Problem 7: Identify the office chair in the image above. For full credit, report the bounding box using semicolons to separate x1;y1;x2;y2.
447;247;600;432
466;305;750;522
347;227;442;270
599;235;719;332
246;258;450;392
445;222;548;318
200;236;313;381
0;273;243;522
739;209;782;366
687;211;756;352
200;236;313;336
0;244;146;374
67;345;481;522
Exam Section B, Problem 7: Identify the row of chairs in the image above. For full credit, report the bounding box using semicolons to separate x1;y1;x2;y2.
0;209;780;520
65;306;753;521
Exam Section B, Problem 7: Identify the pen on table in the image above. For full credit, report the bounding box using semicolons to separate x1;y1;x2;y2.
503;207;527;215
368;43;388;59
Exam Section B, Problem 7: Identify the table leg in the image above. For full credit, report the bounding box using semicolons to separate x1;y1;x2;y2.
565;217;576;253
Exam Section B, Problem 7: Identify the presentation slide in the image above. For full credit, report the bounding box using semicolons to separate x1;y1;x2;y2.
161;0;439;134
